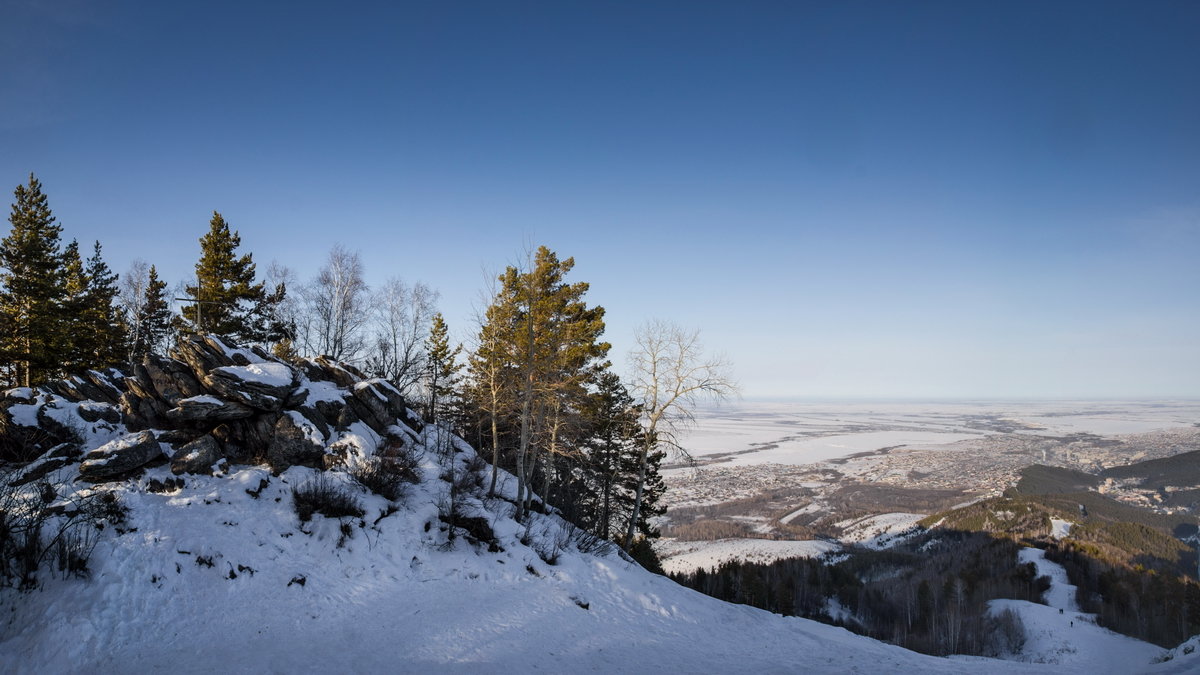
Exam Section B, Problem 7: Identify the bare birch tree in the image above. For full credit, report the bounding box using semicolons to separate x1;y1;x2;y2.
364;277;438;396
118;259;151;362
300;244;369;362
624;319;737;548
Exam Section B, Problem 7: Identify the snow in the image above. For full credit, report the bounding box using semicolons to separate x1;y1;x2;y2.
179;394;226;406
1;398;1183;674
837;512;926;549
213;362;294;387
301;380;347;404
1050;519;1073;540
209;335;265;364
987;548;1163;672
6;403;39;426
656;537;839;575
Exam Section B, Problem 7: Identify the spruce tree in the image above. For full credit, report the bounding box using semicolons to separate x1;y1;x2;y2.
180;212;265;342
424;312;462;423
80;241;125;368
0;174;67;387
60;240;88;372
130;265;172;359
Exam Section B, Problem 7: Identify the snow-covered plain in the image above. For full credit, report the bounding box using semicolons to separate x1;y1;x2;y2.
674;400;1200;468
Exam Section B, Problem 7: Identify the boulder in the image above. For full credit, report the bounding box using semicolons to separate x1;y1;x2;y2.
166;395;255;422
9;442;81;487
292;404;331;442
43;370;124;405
77;401;121;424
79;430;163;481
211;413;279;463
143;354;204;405
2;387;36;405
204;362;297;412
311;356;364;388
349;379;420;434
170;435;224;475
267;413;325;471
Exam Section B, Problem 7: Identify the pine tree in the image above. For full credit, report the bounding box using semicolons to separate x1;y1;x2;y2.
130;265;172;359
469;246;610;519
180;212;265;341
0;174;67;387
424;312;463;423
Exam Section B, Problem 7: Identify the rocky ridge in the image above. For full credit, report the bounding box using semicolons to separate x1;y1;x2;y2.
0;334;424;483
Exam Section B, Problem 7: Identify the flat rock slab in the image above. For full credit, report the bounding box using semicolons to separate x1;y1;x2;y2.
167;395;255;422
80;430;163;481
206;363;297;411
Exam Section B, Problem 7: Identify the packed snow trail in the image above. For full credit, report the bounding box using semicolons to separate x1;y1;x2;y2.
988;548;1162;673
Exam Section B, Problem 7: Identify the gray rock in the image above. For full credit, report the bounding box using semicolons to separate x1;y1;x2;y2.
79;430;163;481
77;401;121;424
172;334;235;375
292;404;331;441
143;354;204;405
170;435;223;475
349;379;417;434
9;442;82;486
166;396;255;422
311;356;363;388
204;363;297;412
267;414;324;471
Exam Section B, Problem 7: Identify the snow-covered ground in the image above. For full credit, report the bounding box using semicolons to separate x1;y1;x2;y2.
836;512;926;549
989;548;1163;672
655;537;840;575
0;454;1066;675
1050;519;1074;539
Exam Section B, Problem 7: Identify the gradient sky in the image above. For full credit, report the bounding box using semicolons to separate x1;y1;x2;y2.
3;1;1198;399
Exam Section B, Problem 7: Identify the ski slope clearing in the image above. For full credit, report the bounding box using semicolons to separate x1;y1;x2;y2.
656;537;840;575
836;512;925;549
989;548;1163;673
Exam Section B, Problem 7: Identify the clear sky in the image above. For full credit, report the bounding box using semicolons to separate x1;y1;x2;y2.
3;1;1198;399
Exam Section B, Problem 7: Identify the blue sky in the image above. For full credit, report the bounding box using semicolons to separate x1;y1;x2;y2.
3;1;1197;399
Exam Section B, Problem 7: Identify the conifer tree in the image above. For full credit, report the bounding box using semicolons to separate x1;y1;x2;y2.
0;174;67;387
60;240;88;372
180;212;265;341
424;312;463;423
469;246;610;518
130;265;172;359
79;241;125;368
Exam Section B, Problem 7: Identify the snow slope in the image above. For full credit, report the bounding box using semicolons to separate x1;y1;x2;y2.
0;429;1175;674
988;548;1163;673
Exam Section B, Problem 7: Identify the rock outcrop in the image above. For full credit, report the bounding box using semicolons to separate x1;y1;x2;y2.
79;431;164;481
1;333;423;480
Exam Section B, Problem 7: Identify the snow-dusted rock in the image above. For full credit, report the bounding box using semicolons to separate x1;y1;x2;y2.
8;443;81;487
205;362;297;412
142;353;205;405
166;395;255;422
267;413;324;471
79;430;163;481
170;434;224;475
76;401;121;424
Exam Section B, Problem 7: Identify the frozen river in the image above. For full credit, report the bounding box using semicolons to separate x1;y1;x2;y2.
673;400;1200;468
